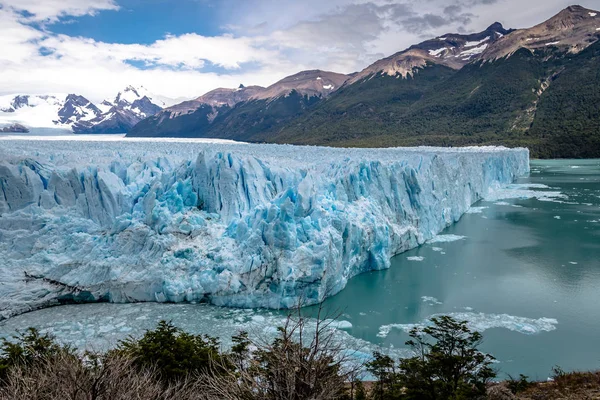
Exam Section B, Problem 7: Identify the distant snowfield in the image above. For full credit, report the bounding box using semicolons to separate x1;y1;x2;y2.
0;140;529;318
0;97;70;129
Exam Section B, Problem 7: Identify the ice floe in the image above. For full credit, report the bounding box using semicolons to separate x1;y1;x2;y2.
377;312;558;338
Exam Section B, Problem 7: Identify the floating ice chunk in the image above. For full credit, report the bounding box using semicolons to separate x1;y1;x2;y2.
554;216;561;220
466;206;488;214
494;201;510;206
326;320;353;329
431;247;443;252
407;256;424;261
421;296;442;305
428;234;466;243
485;183;566;203
569;262;578;265
377;312;558;338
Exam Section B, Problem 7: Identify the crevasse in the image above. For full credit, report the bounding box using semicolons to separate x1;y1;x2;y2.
0;139;529;318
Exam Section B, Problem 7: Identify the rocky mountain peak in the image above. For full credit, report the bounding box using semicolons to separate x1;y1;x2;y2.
547;4;596;29
347;24;513;84
113;85;146;106
486;22;506;32
252;70;350;100
56;94;101;124
1;95;31;112
481;5;599;61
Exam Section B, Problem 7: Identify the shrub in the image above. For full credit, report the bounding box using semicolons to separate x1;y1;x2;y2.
0;328;67;382
199;308;357;400
398;316;496;399
115;320;222;382
366;352;403;399
366;316;496;400
0;351;197;400
506;374;533;394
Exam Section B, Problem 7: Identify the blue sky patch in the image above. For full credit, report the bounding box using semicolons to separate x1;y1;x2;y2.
47;0;223;44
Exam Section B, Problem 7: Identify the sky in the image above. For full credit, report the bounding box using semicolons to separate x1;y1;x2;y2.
0;0;598;102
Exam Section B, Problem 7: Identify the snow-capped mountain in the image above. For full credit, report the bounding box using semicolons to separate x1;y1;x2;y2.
347;22;512;84
0;94;101;130
0;86;170;134
73;86;165;133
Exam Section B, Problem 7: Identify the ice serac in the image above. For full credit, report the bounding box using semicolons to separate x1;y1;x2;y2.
0;140;529;317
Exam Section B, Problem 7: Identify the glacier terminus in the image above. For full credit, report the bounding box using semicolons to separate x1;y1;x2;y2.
0;139;529;318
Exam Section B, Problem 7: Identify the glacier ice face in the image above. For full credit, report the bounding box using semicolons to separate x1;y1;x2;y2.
0;139;529;317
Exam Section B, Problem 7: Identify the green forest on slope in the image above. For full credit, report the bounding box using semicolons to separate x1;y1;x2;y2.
270;42;600;158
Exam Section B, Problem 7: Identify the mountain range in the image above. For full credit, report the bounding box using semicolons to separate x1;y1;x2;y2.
128;5;600;158
2;5;598;158
0;86;173;134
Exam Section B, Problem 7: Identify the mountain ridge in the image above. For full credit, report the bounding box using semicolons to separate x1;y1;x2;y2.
129;69;350;138
481;4;599;61
346;22;513;84
127;4;600;158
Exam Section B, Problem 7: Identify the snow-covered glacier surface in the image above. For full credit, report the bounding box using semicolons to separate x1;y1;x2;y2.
0;139;529;318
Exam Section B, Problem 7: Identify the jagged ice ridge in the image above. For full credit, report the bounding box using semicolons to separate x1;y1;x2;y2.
0;139;529;318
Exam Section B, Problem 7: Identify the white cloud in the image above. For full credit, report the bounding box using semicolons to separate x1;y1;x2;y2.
0;0;598;103
0;3;299;102
0;8;43;63
0;60;294;103
1;0;119;21
39;33;280;70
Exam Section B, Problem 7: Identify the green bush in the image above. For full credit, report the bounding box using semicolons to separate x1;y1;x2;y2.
506;374;533;394
115;320;222;382
367;316;496;400
366;352;403;399
0;328;67;382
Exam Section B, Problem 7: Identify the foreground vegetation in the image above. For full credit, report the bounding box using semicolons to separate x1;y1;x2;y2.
0;311;596;399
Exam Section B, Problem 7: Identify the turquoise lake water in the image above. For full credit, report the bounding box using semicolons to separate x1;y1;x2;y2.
1;159;599;379
306;159;600;379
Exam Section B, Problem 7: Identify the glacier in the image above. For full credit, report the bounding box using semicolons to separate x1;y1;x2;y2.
0;138;529;318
